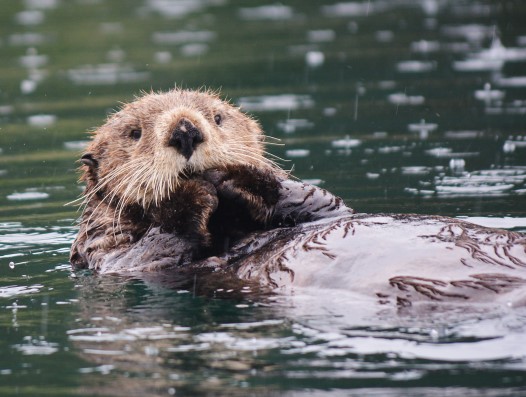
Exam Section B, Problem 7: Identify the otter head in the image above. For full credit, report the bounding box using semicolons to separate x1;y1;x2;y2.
80;88;273;209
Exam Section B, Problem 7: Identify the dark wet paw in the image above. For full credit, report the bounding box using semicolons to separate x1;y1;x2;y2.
150;179;218;245
203;165;281;224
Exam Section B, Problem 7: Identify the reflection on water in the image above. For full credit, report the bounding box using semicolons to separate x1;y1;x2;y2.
61;278;526;396
0;0;525;395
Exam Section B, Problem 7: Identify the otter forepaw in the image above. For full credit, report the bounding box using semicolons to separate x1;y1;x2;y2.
203;166;281;224
150;179;218;245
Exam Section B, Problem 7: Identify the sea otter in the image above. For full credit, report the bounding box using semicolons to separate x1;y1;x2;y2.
70;88;526;307
70;89;351;272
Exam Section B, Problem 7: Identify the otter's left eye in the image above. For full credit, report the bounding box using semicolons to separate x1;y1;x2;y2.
214;114;222;126
130;129;142;140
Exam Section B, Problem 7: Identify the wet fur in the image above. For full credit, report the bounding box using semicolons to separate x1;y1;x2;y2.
70;88;345;272
70;88;526;308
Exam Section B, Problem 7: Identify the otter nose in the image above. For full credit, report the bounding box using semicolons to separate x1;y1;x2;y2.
168;118;203;160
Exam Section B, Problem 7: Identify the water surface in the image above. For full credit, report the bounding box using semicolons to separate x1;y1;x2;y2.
1;1;526;396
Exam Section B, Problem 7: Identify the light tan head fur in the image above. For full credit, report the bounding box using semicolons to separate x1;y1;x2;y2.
80;88;277;210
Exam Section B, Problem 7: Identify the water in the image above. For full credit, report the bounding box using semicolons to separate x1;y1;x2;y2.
1;0;526;395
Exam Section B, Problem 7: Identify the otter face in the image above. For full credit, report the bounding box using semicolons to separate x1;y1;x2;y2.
81;89;272;208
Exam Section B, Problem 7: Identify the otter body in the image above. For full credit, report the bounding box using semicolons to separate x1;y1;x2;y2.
216;213;526;307
71;89;526;307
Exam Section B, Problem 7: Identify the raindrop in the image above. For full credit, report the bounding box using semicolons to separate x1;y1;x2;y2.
408;119;437;139
449;158;466;174
474;83;504;105
305;51;325;68
503;141;516;153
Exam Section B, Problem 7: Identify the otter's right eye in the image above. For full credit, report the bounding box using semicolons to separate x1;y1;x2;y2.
130;129;142;140
214;114;222;126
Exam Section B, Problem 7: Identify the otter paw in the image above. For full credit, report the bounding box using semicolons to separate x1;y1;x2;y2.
203;166;281;224
150;179;218;245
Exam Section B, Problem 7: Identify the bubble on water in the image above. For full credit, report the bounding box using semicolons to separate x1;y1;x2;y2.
408;119;437;139
305;51;325;68
503;141;516;153
474;83;504;104
449;158;466;174
21;80;38;95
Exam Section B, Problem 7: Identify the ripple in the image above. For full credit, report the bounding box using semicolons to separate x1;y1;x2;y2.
425;147;479;158
13;338;58;355
388;92;425;106
434;168;526;197
238;94;314;112
145;0;213;18
7;191;49;201
0;226;76;253
64;140;89;150
8;32;50;46
67;64;150;85
276;118;313;133
401;166;431;176
397;60;436;73
27;114;57;127
285;149;310;158
0;284;44;298
322;2;374;17
238;4;294;21
331;137;361;149
151;30;216;44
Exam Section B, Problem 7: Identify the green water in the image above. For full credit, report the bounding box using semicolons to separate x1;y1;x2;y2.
1;1;526;396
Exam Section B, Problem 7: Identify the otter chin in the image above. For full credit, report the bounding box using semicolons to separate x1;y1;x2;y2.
70;88;526;308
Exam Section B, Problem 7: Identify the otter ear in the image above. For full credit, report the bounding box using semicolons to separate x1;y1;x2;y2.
80;153;98;168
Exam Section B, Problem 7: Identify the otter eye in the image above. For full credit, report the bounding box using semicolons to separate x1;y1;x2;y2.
130;129;142;140
214;114;222;126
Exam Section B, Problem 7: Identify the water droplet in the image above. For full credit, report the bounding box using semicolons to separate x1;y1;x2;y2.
503;140;516;153
449;158;466;174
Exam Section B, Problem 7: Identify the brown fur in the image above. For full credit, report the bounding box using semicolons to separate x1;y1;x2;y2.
70;88;284;271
